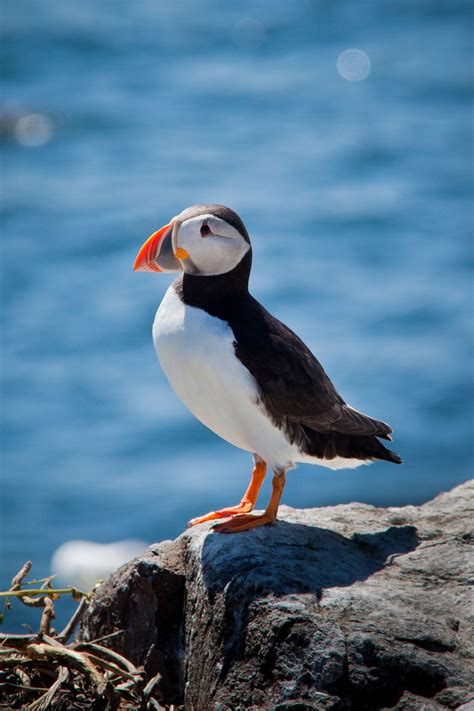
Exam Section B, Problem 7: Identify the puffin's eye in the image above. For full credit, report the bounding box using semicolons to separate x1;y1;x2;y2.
200;223;212;237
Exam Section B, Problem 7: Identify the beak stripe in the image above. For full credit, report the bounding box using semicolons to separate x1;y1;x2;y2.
133;223;173;272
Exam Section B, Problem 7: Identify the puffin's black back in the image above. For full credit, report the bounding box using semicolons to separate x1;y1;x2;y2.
175;252;401;466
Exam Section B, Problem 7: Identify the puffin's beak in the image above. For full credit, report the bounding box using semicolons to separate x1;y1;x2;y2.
133;223;188;273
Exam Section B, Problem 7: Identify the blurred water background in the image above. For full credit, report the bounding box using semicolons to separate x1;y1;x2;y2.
1;0;472;629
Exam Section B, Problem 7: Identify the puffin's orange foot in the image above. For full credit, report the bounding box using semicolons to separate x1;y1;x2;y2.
188;501;253;527
213;512;276;534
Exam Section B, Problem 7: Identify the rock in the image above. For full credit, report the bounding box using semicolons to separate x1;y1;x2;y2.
80;481;474;710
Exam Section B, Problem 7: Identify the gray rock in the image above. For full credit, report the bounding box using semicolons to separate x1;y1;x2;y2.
80;481;474;710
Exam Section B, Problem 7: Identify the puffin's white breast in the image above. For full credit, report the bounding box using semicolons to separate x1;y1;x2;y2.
152;285;367;472
152;284;296;468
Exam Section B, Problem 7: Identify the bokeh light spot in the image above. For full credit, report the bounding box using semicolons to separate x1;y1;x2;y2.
337;49;371;81
15;113;54;147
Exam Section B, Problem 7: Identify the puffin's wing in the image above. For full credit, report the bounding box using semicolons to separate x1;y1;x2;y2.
233;299;393;440
297;405;393;439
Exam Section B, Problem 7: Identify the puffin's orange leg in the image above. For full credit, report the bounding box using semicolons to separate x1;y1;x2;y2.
214;471;286;534
188;459;267;527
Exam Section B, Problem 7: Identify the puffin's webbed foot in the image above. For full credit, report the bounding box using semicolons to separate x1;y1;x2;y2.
214;470;287;535
213;511;276;533
188;501;254;527
187;458;267;528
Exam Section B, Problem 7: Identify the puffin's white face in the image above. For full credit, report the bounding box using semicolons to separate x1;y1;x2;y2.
133;207;251;277
174;213;250;276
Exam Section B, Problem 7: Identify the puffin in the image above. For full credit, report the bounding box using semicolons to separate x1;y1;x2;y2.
133;204;401;533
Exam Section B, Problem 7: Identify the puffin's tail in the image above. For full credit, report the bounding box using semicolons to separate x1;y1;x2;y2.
372;438;403;464
342;434;403;465
301;427;403;464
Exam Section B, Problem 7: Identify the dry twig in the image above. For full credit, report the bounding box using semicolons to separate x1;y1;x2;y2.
0;561;182;709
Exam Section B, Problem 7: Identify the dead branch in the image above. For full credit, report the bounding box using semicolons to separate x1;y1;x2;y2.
26;643;106;694
11;562;32;590
0;560;181;709
38;598;55;637
56;596;88;643
26;666;69;711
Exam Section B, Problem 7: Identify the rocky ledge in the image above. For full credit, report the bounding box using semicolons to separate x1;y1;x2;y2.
80;481;474;710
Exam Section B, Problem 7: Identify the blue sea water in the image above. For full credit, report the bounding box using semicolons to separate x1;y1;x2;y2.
1;1;472;628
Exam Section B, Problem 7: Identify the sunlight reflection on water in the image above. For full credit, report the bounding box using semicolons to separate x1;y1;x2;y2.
337;49;371;81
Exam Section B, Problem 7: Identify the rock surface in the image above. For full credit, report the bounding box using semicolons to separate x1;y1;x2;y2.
80;481;474;710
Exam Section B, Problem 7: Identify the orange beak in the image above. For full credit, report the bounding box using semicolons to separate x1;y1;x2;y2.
133;223;184;273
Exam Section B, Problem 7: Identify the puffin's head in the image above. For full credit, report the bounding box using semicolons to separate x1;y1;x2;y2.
133;204;251;277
